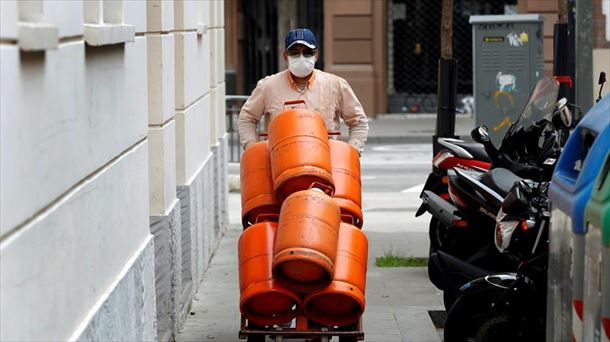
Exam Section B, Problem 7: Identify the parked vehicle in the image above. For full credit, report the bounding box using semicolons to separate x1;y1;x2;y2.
421;78;577;308
420;78;567;254
443;179;551;341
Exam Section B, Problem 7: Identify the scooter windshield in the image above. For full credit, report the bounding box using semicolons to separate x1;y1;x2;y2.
501;78;560;147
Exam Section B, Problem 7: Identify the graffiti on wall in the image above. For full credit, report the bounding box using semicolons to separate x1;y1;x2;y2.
492;71;517;132
506;30;529;47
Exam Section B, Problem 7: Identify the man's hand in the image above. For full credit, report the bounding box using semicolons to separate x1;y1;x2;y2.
348;141;363;157
244;141;256;150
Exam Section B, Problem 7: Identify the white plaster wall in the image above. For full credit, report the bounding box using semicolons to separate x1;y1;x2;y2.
200;28;211;98
209;86;218;144
217;82;227;139
217;0;225;28
148;33;175;125
0;0;18;39
147;0;174;32
201;94;212;157
217;28;225;83
149;121;177;216
194;0;210;28
43;1;83;38
0;36;148;235
1;0;226;338
208;0;217;28
176;95;211;186
124;0;147;33
175;31;204;109
174;0;197;31
0;141;150;340
208;27;217;87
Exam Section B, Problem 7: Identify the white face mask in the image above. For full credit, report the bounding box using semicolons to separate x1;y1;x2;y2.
288;54;315;78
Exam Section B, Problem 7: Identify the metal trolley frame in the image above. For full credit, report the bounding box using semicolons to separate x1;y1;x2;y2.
239;315;364;342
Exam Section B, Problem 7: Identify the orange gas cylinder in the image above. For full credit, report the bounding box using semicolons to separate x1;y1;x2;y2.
240;141;280;227
268;107;334;202
272;189;341;293
329;140;363;228
303;222;368;327
239;221;301;325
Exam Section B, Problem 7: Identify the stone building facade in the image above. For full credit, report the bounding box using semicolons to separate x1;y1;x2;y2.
0;1;227;340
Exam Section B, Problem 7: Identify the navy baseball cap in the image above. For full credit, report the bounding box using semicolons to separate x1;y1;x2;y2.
285;28;317;50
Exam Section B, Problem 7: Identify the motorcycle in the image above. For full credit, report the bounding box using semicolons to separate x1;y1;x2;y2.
443;179;551;341
422;78;575;308
416;77;574;216
425;78;566;253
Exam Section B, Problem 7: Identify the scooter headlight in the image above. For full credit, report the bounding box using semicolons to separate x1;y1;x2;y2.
495;208;519;253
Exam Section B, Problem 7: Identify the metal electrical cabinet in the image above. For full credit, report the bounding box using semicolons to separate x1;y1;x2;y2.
470;14;545;145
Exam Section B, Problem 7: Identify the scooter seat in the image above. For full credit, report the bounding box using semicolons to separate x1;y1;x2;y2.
451;141;490;162
480;168;520;197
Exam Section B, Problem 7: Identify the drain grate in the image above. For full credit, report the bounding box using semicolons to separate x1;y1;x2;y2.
428;310;447;329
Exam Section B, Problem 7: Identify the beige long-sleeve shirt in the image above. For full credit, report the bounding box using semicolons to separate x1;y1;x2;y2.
237;69;369;152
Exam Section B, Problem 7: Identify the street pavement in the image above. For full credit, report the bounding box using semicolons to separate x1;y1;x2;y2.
177;115;474;341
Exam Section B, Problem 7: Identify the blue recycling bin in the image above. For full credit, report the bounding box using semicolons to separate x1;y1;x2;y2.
547;94;610;342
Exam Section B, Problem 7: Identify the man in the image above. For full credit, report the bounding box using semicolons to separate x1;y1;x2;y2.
237;28;369;154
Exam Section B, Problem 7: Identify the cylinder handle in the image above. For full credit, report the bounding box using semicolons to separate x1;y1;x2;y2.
309;182;335;197
283;99;307;109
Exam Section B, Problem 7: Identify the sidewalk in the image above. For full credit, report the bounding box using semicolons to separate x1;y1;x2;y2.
177;192;444;342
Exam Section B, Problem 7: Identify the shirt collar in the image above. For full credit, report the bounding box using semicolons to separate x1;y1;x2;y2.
287;70;316;90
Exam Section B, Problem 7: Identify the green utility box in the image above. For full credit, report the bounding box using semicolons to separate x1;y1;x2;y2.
583;152;610;342
469;14;544;145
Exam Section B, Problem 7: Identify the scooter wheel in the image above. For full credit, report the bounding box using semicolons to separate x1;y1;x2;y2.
444;295;514;342
247;335;265;342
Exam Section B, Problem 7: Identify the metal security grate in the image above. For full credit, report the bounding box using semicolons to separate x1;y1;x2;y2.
226;95;270;163
226;96;249;163
387;0;516;114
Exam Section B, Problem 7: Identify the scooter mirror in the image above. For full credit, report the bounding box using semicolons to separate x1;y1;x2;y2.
471;125;490;144
555;97;567;110
502;185;530;219
553;98;572;128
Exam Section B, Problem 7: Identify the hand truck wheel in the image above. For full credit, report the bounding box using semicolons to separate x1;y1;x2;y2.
247;334;265;342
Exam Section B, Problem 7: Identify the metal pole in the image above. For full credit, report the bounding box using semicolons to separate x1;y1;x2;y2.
440;0;453;59
575;0;593;111
434;0;458;155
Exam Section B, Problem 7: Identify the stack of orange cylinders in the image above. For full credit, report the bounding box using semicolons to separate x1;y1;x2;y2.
238;106;368;327
268;108;335;202
240;141;279;227
329;140;363;227
238;222;301;325
303;222;368;326
273;189;341;293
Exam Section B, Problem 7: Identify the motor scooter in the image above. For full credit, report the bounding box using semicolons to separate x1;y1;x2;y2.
423;78;574;307
415;136;492;252
424;78;567;256
443;179;550;342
